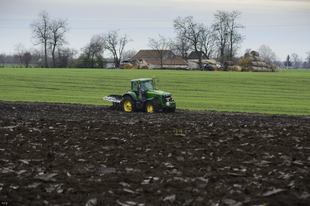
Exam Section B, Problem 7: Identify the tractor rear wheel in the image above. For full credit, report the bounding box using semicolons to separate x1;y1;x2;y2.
122;96;136;112
145;100;159;113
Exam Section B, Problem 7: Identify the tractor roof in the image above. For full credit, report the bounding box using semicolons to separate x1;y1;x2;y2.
130;78;153;82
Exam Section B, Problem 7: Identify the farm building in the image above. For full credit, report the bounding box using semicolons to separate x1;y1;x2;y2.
103;59;116;69
186;51;208;60
131;50;188;70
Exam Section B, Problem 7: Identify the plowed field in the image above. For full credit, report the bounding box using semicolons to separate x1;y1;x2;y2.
0;101;310;206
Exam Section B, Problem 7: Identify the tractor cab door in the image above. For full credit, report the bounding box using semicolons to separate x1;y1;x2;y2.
131;82;140;100
140;82;148;100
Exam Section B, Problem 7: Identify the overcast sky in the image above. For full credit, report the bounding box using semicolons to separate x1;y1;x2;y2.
1;0;309;61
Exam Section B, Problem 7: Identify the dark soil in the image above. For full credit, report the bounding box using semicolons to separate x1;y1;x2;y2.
0;101;310;206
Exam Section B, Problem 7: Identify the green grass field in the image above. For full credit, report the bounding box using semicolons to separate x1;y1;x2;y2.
0;68;309;115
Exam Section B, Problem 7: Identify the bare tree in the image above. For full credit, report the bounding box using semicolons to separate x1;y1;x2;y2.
305;51;310;68
227;10;245;61
200;26;216;59
57;47;77;68
212;10;245;63
82;34;105;68
0;53;6;67
30;10;52;67
122;50;137;59
307;51;310;61
273;55;283;67
174;16;205;68
291;53;299;68
103;30;132;68
148;34;171;69
258;45;277;62
212;11;229;63
170;33;191;59
14;43;25;66
297;56;303;68
49;18;69;68
23;52;32;68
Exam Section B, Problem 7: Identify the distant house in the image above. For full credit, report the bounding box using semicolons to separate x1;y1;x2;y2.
132;50;188;69
186;51;208;60
103;58;116;68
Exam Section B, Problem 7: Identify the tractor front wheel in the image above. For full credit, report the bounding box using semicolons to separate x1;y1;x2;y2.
122;96;136;112
145;100;159;113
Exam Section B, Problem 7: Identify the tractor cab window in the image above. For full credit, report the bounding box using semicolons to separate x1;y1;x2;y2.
132;82;139;92
141;81;154;91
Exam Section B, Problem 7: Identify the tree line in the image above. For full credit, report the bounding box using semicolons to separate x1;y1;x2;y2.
0;10;309;69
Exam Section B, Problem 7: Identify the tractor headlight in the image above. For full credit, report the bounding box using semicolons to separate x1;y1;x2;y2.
166;102;170;106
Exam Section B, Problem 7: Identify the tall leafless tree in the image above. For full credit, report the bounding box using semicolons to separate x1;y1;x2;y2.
304;51;310;68
212;10;244;63
227;10;245;61
122;50;137;59
49;18;69;67
258;44;277;62
23;52;32;68
82;34;105;68
57;47;77;68
170;33;191;59
148;34;171;69
14;43;25;66
212;11;229;63
30;10;51;67
307;51;310;62
103;30;132;68
200;26;216;59
174;16;205;68
291;53;299;68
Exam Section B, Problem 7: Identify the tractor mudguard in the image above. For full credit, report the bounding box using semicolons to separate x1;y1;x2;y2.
123;93;137;101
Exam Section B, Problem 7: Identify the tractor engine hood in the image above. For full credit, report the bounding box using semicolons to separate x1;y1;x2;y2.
146;90;171;96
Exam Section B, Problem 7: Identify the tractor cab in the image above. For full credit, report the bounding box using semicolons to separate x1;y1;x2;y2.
131;78;154;100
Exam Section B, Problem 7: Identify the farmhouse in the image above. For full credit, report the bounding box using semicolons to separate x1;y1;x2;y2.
186;51;208;60
103;58;116;68
132;50;188;70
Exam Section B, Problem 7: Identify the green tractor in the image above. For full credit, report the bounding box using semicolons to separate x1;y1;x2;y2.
103;76;176;113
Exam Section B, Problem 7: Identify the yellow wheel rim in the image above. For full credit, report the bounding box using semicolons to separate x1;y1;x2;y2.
147;104;154;113
124;100;132;112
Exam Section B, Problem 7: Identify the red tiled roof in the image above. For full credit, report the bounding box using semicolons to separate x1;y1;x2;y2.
133;50;171;59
